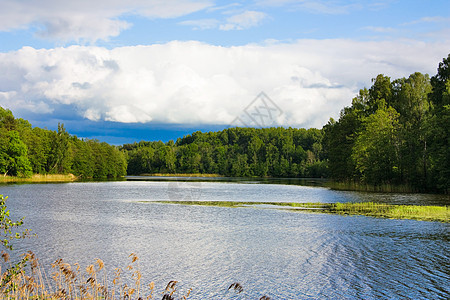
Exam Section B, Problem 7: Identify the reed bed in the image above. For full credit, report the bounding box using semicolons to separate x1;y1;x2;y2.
152;201;449;223
324;181;417;193
0;174;78;183
328;202;449;222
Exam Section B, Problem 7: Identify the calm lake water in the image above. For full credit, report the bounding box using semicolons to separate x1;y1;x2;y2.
1;178;449;299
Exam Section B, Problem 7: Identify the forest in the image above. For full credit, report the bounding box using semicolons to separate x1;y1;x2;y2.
122;127;327;178
0;54;448;193
0;110;127;179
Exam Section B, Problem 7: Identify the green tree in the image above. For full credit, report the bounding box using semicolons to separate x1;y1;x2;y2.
368;75;392;113
428;54;450;192
47;124;71;174
352;105;401;185
0;130;32;177
0;107;16;131
322;107;362;180
26;127;51;174
248;135;263;176
392;72;432;189
70;138;95;178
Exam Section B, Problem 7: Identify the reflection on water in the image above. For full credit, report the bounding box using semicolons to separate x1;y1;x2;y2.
0;180;449;299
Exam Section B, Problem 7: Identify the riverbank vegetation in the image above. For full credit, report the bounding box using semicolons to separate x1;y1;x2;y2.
0;174;78;183
152;200;449;223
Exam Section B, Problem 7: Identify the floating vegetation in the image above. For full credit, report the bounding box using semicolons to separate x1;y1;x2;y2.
149;201;449;223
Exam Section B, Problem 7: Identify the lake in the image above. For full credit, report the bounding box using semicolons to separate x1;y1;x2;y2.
1;178;449;299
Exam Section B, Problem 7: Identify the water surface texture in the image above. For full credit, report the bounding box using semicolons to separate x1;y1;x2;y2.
1;179;449;299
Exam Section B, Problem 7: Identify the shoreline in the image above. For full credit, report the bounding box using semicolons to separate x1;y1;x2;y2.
134;174;447;194
2;173;447;196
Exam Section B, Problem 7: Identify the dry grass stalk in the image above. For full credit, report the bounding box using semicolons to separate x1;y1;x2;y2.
0;252;191;300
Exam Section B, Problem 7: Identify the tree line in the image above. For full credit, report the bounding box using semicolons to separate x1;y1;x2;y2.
322;54;449;193
121;127;327;178
0;108;127;179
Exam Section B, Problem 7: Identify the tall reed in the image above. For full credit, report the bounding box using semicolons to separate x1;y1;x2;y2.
0;252;193;299
325;180;417;193
0;174;78;183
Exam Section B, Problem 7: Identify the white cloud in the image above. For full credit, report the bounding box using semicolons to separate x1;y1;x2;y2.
402;16;450;26
0;39;449;128
362;26;395;33
178;19;220;30
0;0;213;42
255;0;362;14
220;11;268;31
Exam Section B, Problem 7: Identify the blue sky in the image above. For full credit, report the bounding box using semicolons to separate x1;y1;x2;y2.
0;0;449;144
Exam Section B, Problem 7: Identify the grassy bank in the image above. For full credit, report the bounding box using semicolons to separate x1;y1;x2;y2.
0;174;78;183
151;201;449;223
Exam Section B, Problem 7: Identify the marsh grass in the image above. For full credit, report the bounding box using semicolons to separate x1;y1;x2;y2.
328;202;449;222
0;252;192;300
152;201;449;222
0;174;78;183
324;181;417;193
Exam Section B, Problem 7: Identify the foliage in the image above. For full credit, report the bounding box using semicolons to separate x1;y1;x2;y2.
122;127;327;178
0;195;29;251
428;54;450;192
0;108;126;180
352;105;401;185
0;130;32;177
323;54;450;193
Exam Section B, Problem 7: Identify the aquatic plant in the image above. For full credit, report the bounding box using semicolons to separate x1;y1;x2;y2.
151;200;449;223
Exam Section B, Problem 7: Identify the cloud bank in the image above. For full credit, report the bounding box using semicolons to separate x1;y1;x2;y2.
0;39;448;128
